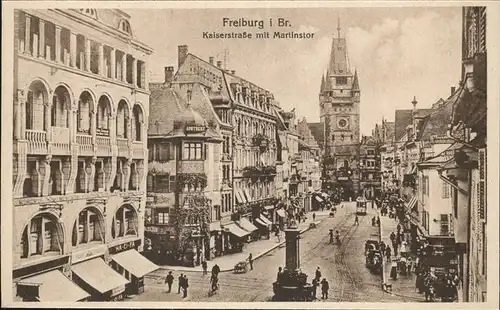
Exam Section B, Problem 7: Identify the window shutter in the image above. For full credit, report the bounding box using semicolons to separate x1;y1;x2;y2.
204;143;208;160
478;149;486;220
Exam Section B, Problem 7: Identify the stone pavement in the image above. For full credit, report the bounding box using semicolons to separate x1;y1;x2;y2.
378;212;425;302
160;210;331;273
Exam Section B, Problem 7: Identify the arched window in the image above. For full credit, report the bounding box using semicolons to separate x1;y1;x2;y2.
116;100;129;138
119;20;132;35
111;204;138;239
80;9;98;19
72;207;105;246
21;213;64;259
132;105;143;141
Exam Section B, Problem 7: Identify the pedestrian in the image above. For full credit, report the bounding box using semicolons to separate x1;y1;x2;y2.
248;253;253;270
315;267;322;281
321;278;329;299
165;271;174;293
386;246;392;260
390;231;396;244
178;273;184;294
397;223;401;234
182;274;189;298
313;212;316;222
276;229;281;243
312;277;319;299
390;260;398;280
393;242;398;256
212;263;220;276
201;260;208;275
376;216;381;227
277;267;283;283
407;257;413;276
354;215;359;225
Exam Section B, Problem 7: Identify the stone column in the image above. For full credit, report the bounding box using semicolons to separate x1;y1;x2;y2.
38;19;45;58
69;31;77;67
284;227;300;271
121;53;127;82
110;47;116;79
44;102;51;140
97;44;104;76
132;57;137;87
85;38;91;72
90;110;97;144
24;13;31;54
55;25;61;63
41;155;52;196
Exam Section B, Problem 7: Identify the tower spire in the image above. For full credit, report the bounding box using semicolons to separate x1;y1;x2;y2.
337;16;341;38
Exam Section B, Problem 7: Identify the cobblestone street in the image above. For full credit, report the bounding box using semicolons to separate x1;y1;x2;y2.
131;202;421;302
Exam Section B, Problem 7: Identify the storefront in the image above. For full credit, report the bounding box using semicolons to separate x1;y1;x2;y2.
222;222;250;253
16;268;90;302
254;213;272;239
108;239;159;295
238;217;259;241
71;257;129;301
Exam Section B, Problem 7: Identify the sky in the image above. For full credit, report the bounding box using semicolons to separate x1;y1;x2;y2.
127;7;462;136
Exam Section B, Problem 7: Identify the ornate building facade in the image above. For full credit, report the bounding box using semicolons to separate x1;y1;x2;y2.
319;26;361;199
12;9;155;301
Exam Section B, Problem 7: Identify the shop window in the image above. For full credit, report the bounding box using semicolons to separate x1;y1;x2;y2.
21;213;63;259
183;142;203;160
71;208;104;246
112;205;138;239
156;208;170;224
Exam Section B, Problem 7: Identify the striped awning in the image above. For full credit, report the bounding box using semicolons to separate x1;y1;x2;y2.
276;209;286;218
243;189;252;202
315;196;324;202
406;196;418;213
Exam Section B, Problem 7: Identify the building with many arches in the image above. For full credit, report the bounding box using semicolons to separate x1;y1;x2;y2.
12;9;156;301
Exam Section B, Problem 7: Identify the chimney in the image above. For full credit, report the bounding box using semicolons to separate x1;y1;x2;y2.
216;61;223;68
231;70;236;75
451;86;456;96
209;56;214;65
164;66;174;84
178;45;188;68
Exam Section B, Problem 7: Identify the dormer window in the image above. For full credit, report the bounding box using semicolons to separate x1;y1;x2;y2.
80;9;98;19
119;19;132;36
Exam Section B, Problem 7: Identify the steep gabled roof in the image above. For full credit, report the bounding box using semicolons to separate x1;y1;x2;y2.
308;122;325;150
149;87;185;136
328;37;351;75
418;91;459;141
352;69;360;91
394;108;432;141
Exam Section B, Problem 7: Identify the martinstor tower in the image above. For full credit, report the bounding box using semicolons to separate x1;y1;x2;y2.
319;21;360;199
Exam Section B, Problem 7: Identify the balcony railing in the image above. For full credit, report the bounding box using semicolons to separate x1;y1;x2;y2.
25;129;47;154
50;127;70;154
77;134;93;156
131;141;144;158
117;138;128;157
96;136;111;154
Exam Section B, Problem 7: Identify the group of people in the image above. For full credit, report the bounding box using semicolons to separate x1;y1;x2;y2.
164;271;190;298
329;229;341;245
311;267;330;300
371;216;381;227
415;267;460;302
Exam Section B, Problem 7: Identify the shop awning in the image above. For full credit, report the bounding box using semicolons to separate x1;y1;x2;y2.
276;209;286;218
224;223;250;238
238;218;258;233
17;270;90;302
315;196;324;202
406;196;418;213
210;221;222;231
235;190;241;204
243;189;252;202
255;217;268;227
112;250;159;278
72;258;129;294
259;215;273;225
237;189;247;204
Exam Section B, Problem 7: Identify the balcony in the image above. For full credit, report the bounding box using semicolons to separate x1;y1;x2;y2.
50;127;70;155
25;129;47;154
242;166;277;178
131;141;144;158
117;138;128;157
77;133;93;156
96;136;111;155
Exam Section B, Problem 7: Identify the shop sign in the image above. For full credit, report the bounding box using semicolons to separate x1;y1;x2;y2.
338;176;349;181
111;285;126;299
145;226;160;233
108;239;141;255
71;245;106;264
185;125;206;134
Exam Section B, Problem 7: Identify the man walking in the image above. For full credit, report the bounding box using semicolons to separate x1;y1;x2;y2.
248;253;253;270
178;273;184;294
315;267;322;282
165;271;174;293
321;278;330;299
312;277;319;299
354;215;359;225
201;260;208;275
313;212;316;222
182;274;189;298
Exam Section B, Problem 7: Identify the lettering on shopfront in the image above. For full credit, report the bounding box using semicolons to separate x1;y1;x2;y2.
185;125;206;133
71;246;106;264
109;239;141;255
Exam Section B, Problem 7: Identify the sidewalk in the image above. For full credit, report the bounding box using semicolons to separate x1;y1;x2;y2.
378;212;424;301
160;210;331;273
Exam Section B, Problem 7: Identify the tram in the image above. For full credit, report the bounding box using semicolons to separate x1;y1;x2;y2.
356;196;367;215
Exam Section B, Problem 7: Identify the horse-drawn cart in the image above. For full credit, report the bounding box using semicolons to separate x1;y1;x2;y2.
234;261;248;274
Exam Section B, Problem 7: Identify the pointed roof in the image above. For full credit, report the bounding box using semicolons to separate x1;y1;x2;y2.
328;36;351;75
320;74;325;93
352;69;360;91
